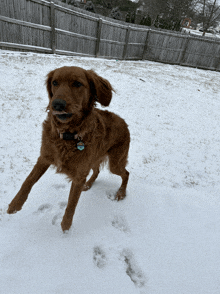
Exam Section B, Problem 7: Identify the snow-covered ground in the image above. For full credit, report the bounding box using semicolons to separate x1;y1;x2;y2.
1;50;220;294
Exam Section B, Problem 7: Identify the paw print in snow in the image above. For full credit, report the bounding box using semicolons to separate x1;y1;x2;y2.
120;249;147;288
93;246;107;269
34;203;52;214
111;215;129;232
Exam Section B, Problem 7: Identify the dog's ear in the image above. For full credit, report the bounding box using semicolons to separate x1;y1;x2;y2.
86;70;114;107
46;70;55;99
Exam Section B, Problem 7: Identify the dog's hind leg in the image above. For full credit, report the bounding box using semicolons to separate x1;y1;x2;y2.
82;165;100;191
108;143;129;201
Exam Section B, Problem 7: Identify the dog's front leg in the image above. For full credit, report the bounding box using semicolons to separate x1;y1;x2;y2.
7;157;50;214
61;179;86;232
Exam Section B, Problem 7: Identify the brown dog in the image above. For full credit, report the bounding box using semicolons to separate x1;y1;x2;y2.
7;66;130;231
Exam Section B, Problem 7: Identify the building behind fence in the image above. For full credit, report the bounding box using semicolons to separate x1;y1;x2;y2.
1;0;220;71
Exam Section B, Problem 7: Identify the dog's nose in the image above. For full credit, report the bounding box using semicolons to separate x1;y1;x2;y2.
52;99;66;111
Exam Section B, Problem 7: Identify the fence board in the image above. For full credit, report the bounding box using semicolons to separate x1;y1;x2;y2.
145;31;188;64
212;44;220;70
95;18;102;57
1;0;51;25
0;41;52;52
99;21;127;58
50;1;55;53
129;28;147;44
126;28;148;59
123;26;131;59
182;38;218;69
56;33;96;56
1;0;220;71
0;15;51;30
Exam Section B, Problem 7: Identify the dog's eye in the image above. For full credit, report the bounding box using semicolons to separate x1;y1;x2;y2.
72;81;83;88
52;80;58;86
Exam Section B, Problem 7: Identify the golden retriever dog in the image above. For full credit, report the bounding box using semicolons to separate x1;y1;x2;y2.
7;66;130;232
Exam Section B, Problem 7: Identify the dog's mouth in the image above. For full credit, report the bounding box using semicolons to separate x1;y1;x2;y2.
52;111;73;121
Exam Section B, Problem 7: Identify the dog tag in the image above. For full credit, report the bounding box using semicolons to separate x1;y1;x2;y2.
77;141;85;151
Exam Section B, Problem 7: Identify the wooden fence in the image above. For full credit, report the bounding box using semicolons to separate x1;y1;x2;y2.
1;0;220;71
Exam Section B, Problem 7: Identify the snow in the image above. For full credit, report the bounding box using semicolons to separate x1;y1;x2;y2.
1;50;220;294
182;28;220;38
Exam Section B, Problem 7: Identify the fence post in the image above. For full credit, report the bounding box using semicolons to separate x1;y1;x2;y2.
214;38;220;71
142;29;150;60
95;18;102;57
123;26;131;60
50;1;56;54
177;34;190;65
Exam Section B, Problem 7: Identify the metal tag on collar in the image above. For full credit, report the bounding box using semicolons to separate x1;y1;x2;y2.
77;140;85;151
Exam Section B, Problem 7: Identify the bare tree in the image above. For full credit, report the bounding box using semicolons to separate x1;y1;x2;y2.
139;0;195;27
199;0;220;35
138;0;166;25
193;0;220;35
85;1;96;12
110;7;122;19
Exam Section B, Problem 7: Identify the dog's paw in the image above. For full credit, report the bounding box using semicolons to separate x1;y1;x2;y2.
82;184;91;191
111;215;129;232
7;199;23;214
115;188;126;201
93;246;107;269
7;206;18;214
61;215;73;232
120;249;147;288
106;189;126;201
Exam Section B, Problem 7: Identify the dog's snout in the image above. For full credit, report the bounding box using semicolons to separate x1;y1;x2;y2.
52;99;66;111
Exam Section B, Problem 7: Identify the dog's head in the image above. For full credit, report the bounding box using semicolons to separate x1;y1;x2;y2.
46;66;113;125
